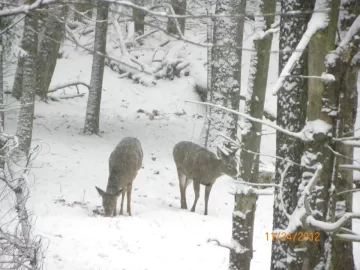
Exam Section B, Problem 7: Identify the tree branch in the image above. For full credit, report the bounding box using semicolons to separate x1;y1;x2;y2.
48;81;90;93
186;100;309;141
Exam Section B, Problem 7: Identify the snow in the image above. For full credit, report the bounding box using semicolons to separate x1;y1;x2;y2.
2;5;359;270
4;33;275;268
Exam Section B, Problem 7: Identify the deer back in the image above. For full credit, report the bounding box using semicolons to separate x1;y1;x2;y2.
107;137;143;193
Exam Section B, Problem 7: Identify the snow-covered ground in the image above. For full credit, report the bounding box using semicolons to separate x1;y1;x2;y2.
3;17;359;270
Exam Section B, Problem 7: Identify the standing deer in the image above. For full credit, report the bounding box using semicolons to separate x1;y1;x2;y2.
173;141;238;215
95;137;143;217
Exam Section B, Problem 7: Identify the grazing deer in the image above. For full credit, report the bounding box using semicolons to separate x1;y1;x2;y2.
95;137;143;217
173;141;238;215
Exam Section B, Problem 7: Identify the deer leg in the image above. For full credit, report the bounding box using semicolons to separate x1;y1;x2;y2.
119;188;126;215
114;200;117;217
190;181;200;213
127;182;133;216
177;169;187;209
204;184;213;216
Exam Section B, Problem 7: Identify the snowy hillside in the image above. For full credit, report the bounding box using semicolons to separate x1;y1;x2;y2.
2;8;360;270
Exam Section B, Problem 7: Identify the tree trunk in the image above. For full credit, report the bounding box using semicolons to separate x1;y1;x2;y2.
229;193;257;270
330;1;359;267
230;0;276;269
300;1;341;269
167;0;187;35
200;2;214;148
204;0;246;151
270;0;311;269
74;0;93;21
0;16;4;169
36;5;67;100
133;0;146;35
84;1;109;135
15;6;38;156
12;56;24;99
325;2;359;268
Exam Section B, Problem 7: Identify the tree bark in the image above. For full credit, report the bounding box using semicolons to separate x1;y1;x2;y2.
133;0;146;35
12;56;24;99
74;0;93;21
229;193;257;270
326;2;359;268
36;4;67;100
203;0;246;151
0;16;4;169
167;0;187;35
270;0;311;269
84;0;109;135
15;5;38;156
230;0;276;269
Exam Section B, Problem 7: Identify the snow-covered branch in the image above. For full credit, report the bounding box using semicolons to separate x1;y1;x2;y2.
103;0;330;20
339;164;360;172
306;213;360;232
207;239;235;251
335;234;360;242
186;100;324;142
0;0;58;17
326;15;360;66
275;165;323;234
271;0;331;96
65;24;152;76
48;81;90;93
340;140;360;147
0;133;45;269
337;188;360;196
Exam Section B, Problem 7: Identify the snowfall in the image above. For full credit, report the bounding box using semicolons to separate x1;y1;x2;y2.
2;15;360;270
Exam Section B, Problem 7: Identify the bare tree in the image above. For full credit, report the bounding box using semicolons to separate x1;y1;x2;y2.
0;133;45;269
167;0;187;35
133;0;146;34
270;0;311;269
74;0;93;21
83;0;109;134
329;1;359;266
15;1;39;156
36;4;68;100
227;0;276;269
202;0;246;150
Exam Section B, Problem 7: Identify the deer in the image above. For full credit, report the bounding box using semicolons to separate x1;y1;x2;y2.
173;141;238;215
95;137;143;217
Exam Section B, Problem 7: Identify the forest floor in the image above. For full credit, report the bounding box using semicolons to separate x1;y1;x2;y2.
3;14;360;270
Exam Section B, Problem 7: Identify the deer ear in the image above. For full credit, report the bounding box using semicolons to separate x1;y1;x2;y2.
95;186;106;197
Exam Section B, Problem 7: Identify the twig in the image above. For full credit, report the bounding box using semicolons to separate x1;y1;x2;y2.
337;188;360;196
48;81;90;93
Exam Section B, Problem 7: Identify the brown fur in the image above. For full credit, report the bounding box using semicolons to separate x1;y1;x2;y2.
96;137;143;217
173;141;238;215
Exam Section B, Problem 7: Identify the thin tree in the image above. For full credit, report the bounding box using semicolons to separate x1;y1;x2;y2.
36;5;68;100
15;0;38;156
84;0;109;135
167;0;187;35
133;0;146;35
230;0;276;269
270;0;310;268
0;15;4;169
203;0;246;151
329;2;359;266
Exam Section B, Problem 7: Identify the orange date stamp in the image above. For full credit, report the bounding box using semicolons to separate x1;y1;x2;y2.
266;232;320;242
